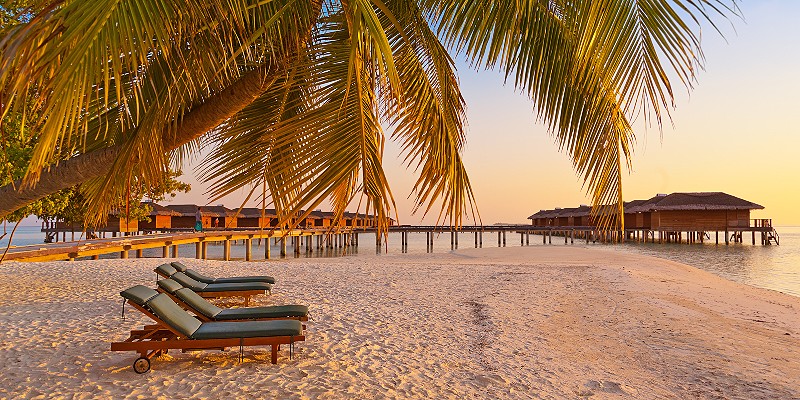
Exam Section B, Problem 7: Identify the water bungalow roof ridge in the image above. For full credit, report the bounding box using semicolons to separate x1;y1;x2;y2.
528;192;763;219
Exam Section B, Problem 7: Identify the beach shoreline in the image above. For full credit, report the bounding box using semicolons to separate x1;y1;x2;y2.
0;246;797;399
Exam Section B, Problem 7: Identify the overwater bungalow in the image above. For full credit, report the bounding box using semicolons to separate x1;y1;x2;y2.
165;204;204;230
236;208;278;229
528;192;778;245
625;192;763;231
138;203;181;232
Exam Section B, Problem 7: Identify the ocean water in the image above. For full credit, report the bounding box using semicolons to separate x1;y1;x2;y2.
2;224;798;298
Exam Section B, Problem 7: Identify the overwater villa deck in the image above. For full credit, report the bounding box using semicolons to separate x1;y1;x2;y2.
528;192;780;246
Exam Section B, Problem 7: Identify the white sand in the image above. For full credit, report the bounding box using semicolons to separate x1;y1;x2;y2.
0;246;797;399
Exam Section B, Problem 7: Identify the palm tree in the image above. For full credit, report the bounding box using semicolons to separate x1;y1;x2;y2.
0;0;737;229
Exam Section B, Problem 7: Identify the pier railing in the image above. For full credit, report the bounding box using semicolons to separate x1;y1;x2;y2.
751;219;772;228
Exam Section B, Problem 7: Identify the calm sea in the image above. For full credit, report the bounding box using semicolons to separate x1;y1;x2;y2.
2;224;798;298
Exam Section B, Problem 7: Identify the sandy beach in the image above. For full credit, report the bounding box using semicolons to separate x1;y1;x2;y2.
0;246;797;399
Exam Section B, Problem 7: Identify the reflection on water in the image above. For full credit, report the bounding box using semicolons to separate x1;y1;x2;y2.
2;225;798;297
615;229;800;297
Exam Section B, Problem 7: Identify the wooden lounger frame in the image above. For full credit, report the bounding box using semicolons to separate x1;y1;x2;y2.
157;289;309;323
111;301;305;372
155;269;266;306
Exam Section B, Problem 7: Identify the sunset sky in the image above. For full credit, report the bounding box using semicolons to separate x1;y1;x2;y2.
173;1;800;226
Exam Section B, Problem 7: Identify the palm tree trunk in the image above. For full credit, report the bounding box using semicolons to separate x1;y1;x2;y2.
0;68;271;218
0;1;324;220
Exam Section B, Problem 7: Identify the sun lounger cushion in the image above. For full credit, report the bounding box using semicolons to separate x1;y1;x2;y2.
170;262;276;285
170;272;209;291
190;320;303;340
171;261;189;272
120;285;160;306
146;294;202;337
156;263;178;277
216;305;309;320
174;288;224;318
201;281;272;292
171;272;272;293
171;286;308;320
157;278;184;294
186;269;276;285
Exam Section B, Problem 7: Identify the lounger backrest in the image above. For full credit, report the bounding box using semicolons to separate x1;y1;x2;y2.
120;285;160;306
146;294;202;337
155;263;178;277
174;288;223;318
184;269;215;284
171;261;188;272
170;272;208;290
157;278;184;294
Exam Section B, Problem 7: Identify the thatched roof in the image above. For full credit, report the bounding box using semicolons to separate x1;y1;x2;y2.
145;203;181;216
627;192;763;212
236;208;278;218
166;204;235;217
527;192;762;220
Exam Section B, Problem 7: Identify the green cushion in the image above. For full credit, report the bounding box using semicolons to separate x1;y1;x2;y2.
183;268;276;285
174;288;223;318
216;305;308;320
212;275;276;285
170;261;188;272
190;320;303;340
156;278;184;294
120;285;159;306
183;269;217;284
146;294;202;337
171;272;209;291
203;281;272;292
155;263;178;277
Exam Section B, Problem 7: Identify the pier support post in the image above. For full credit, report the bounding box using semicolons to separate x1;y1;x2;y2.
503;231;506;247
162;245;169;258
281;237;287;256
136;249;143;258
526;232;530;246
455;231;458;249
520;233;524;246
202;241;208;259
479;232;483;247
172;245;178;258
474;232;478;248
451;231;455;250
498;232;501;247
725;229;729;245
265;238;271;259
196;242;202;259
245;238;252;261
121;249;129;259
223;239;231;261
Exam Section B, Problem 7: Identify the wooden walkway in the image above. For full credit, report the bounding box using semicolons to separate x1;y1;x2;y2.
2;229;357;262
2;224;779;263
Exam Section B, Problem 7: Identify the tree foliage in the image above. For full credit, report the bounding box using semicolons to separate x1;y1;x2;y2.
0;0;739;230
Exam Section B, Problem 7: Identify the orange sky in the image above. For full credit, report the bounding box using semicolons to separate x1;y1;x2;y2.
173;2;800;226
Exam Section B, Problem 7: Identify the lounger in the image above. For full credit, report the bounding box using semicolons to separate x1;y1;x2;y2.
155;264;271;305
171;261;276;285
157;278;309;322
111;285;304;373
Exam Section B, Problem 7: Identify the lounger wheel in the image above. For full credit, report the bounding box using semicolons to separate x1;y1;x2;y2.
133;357;151;374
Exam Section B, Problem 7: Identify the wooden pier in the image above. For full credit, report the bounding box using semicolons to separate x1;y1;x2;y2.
2;220;780;263
2;229;359;262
